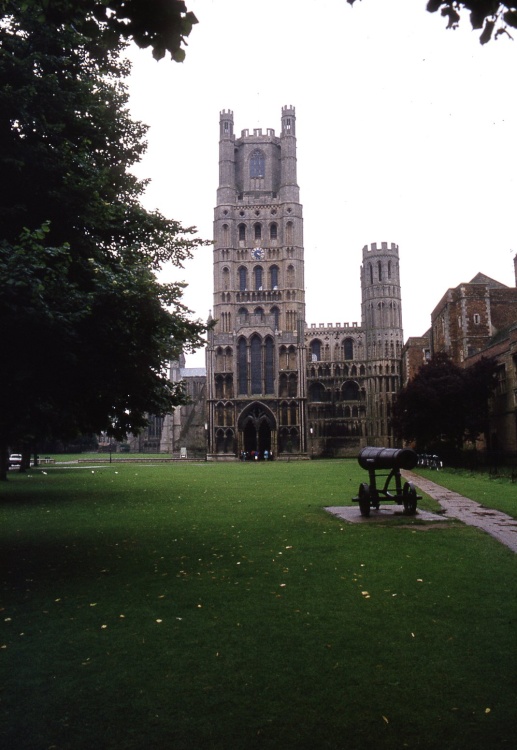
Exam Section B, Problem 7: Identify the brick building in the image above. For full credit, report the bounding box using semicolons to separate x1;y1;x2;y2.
402;261;517;458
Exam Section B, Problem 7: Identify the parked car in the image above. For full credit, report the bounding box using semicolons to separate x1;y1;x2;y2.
9;453;22;467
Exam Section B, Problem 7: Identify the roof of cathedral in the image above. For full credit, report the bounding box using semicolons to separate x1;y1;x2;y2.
180;367;206;378
468;272;508;288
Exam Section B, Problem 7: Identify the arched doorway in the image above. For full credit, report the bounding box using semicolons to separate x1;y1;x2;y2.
239;403;276;457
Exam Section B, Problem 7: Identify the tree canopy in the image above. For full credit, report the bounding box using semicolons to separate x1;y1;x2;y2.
391;353;497;454
1;0;198;60
347;1;517;43
0;2;208;477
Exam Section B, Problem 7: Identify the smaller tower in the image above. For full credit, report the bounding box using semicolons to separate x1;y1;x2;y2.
279;105;299;203
217;110;236;205
361;242;404;446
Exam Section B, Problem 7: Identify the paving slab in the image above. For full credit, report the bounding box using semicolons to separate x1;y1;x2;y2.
326;505;448;524
401;470;517;554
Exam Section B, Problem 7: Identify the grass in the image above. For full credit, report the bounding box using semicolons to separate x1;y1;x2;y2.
414;467;517;518
1;460;516;749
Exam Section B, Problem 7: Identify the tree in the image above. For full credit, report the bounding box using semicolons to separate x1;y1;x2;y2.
391;353;497;454
347;1;517;44
0;5;208;479
1;0;198;61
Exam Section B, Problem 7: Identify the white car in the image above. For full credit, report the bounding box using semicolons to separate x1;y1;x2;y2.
9;453;22;467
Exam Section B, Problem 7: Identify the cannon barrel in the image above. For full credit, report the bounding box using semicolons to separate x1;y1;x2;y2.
357;447;418;471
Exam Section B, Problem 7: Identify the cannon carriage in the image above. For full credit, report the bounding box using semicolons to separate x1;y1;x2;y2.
352;447;421;517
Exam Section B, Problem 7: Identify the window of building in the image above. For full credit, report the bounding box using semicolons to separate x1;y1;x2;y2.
270;265;279;289
254;266;263;290
250;149;265;178
473;313;481;325
250;334;262;394
222;224;229;246
286;221;293;245
343;338;354;360
254;223;262;240
222;266;230;290
238;223;246;241
342;381;359;400
310;340;322;361
495;365;507;395
309;382;325;402
265;337;274;394
238;266;247;291
270;223;278;240
237;339;247;395
286;264;295;288
271;306;280;329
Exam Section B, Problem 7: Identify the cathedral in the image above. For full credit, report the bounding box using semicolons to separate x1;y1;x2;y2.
144;106;517;461
163;106;404;460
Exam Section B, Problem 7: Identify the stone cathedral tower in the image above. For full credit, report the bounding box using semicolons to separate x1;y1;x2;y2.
360;242;404;443
206;107;308;459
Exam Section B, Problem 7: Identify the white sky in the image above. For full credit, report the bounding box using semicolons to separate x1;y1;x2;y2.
127;0;517;367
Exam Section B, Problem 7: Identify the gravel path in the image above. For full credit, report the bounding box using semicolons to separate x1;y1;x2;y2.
402;470;517;554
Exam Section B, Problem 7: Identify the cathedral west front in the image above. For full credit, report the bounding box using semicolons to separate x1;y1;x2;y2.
199;106;404;459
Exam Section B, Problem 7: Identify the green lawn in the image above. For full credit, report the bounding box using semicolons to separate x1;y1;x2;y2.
1;461;516;749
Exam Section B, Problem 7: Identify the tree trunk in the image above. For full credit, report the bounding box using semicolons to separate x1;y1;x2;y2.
0;443;9;481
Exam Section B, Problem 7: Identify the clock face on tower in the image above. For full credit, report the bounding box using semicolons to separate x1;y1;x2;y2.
251;247;265;261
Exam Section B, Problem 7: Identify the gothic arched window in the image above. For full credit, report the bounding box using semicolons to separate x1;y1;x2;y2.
343;338;354;360
254;223;262;240
286;264;295;288
238;223;246;241
222;267;230;290
271;306;280;330
254;266;263;290
238;266;247;291
270;223;278;240
286;221;293;245
270;265;279;289
342;381;359;401
237;338;247;395
250;149;265;178
309;382;326;402
310;340;322;362
265;336;274;394
250;334;262;394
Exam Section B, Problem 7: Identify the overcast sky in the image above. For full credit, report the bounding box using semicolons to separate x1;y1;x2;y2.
127;0;517;367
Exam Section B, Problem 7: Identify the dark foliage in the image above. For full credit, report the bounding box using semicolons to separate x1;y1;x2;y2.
0;4;208;478
391;353;497;452
347;0;517;43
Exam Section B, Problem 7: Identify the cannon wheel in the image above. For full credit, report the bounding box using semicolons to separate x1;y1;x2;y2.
358;483;371;517
402;482;417;515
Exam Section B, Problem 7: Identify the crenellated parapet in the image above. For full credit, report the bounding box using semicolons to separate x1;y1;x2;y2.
362;241;399;257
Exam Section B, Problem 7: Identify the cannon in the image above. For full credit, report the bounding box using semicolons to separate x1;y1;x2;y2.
352;447;421;517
